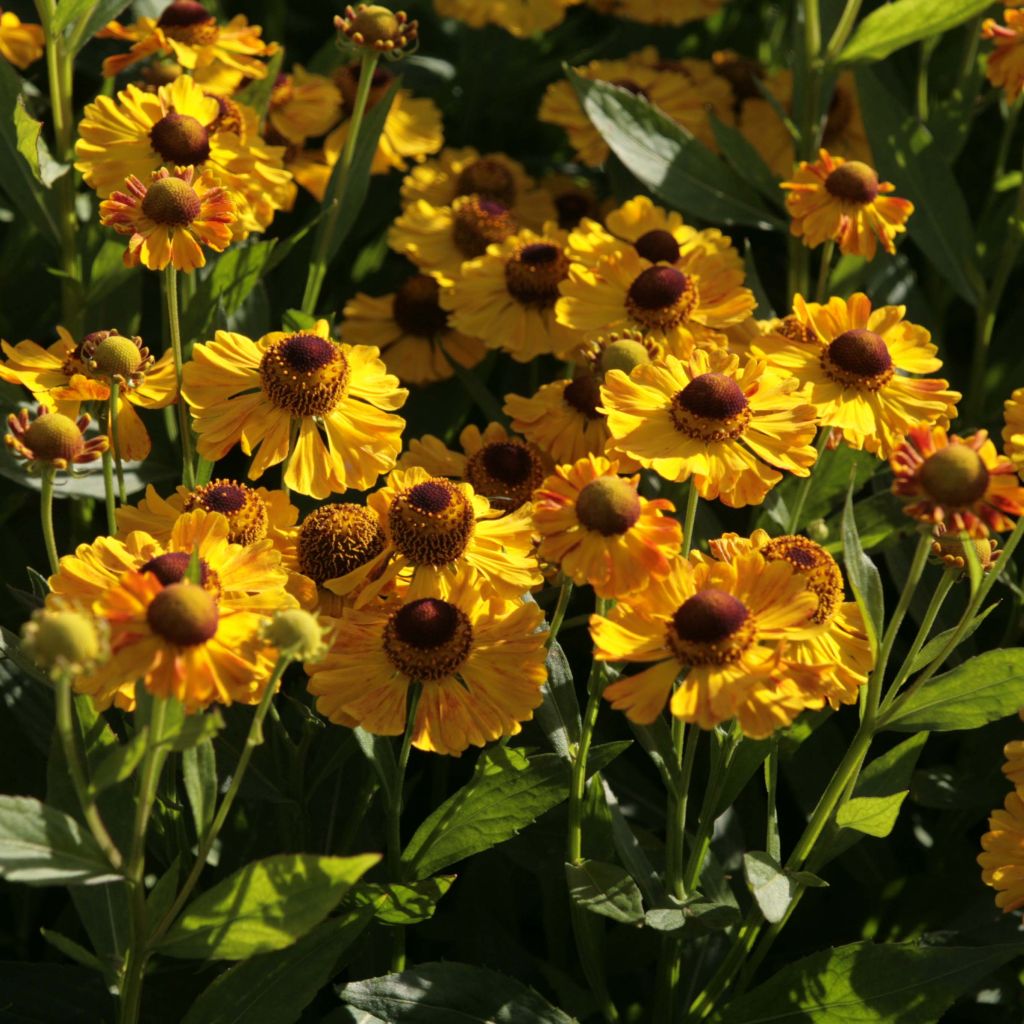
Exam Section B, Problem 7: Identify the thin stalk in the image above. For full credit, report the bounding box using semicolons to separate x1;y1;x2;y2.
40;466;60;574
813;240;834;303
786;429;831;533
547;577;574;646
101;451;118;534
799;0;823;161
300;51;380;315
109;385;127;503
823;0;863;63
682;483;700;550
163;265;195;489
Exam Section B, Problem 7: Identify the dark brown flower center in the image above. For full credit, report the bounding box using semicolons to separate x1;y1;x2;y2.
259;333;350;417
504;242;568;306
554;190;593;229
576;477;642;536
634;229;680;264
139;551;212;588
158;1;212;27
762;535;843;625
451;196;516;258
482;442;534;485
827;329;892;378
282;334;336;371
675;373;748;420
563;373;603;419
389;479;475;566
919;445;990;507
298;503;387;584
393;598;459;648
824;161;879;204
673;589;748;644
182;480;269;546
383;597;473;680
455;158;517;208
149;112;211;166
146;582;218;647
393;274;448;337
409;480;453;513
628;266;687;310
464;440;545;511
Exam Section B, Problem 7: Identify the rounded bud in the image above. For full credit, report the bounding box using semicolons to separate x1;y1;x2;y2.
919;445;990;507
141;176;202;227
24;413;86;464
824;161;880;204
264;609;329;661
21;608;105;676
600;340;650;377
91;335;142;378
146;583;219;647
576;476;642;536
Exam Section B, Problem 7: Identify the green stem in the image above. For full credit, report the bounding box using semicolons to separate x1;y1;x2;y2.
300;51;380;315
799;0;823;161
163;265;195;489
813;239;834;303
822;0;863;63
101;451;118;534
109;384;127;504
787;236;810;307
40;466;59;574
682;483;699;550
547;578;574;647
786;429;831;533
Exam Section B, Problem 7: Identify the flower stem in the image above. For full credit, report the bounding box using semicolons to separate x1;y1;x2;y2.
101;451;118;535
163;265;195;489
682;483;699;550
109;384;127;503
547;577;574;647
823;0;863;63
40;465;60;574
300;50;380;315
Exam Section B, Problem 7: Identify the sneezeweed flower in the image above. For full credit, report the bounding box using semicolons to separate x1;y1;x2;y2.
600;349;819;507
20;605;108;679
99;167;235;272
532;455;681;598
266;66;342;146
542;173;603;229
781;150;913;260
591;549;824;738
400;147;556;229
978;784;1024;912
442;225;582;361
930;529;1000;574
982;10;1024;102
1003;740;1024;788
891;426;1024;537
1004;387;1024;476
399;422;549;513
752;294;961;459
557;246;755;358
306;571;548;755
0;327;176;461
335;4;418;55
434;0;580;37
182;321;408;500
323;466;541;606
0;9;44;69
709;531;872;709
98;1;277;87
341;273;486;385
6;407;108;472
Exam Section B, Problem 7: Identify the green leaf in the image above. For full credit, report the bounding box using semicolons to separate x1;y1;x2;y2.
90;727;149;793
340;962;575;1023
14;97;43;184
40;927;105;972
0;795;120;886
235;50;285;117
565;859;645;924
629;717;682;797
181;909;374;1024
743;851;796;925
837;0;994;65
350;876;456;926
160;708;224;752
884;649;1024;732
907;603;997;672
644;895;740;934
566;69;784;231
401;743;628;881
712;941;1024;1024
841;478;883;654
835;792;908;838
182;738;217;837
601;779;665;907
855;67;982;306
61;0;133;55
156;852;380;960
535;635;582;762
709;113;784;208
353;727;400;811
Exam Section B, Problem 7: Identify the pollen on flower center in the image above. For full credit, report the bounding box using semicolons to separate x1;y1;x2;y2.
91;335;143;378
762;535;843;625
563;373;603;419
383;597;473;681
504;242;568;306
24;413;86;463
298;503;387;584
393;274;448;337
451;196;516;258
626;266;699;329
183;479;269;545
149;112;211;167
146;582;219;647
259;333;351;417
389;478;476;566
576;476;642;535
455;158;517;207
465;440;545;511
824;161;879;204
139;551;214;589
141;176;202;227
823;329;894;390
634;229;681;264
919;444;991;507
668;588;755;665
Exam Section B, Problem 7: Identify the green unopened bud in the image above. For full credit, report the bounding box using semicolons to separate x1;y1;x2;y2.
264;609;331;662
21;607;107;677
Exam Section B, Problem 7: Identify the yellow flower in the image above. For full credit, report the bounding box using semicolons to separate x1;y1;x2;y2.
75;74;291;238
323;466;542;607
99;2;277;86
539;57;726;167
441;224;582;361
0;9;44;69
1004;387;1024;476
586;0;723;25
601;348;818;507
399;422;549;513
708;531;872;709
979;785;1024;912
182;320;408;500
557;246;755;358
6;406;108;472
1004;740;1024;788
307;570;548;756
782;150;913;260
891;426;1024;537
592;549;824;738
751;294;960;458
334;4;418;54
540;172;604;229
99;166;235;272
341;273;486;386
533;454;681;598
267;66;342;146
434;0;580;37
0;327;176;461
983;10;1024;102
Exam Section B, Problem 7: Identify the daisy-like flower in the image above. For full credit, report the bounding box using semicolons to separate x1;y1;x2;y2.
557;246;755;358
601;349;819;507
399;422;549;513
891;426;1024;537
182;320;408;500
751;294;961;458
781;150;913;260
335;4;418;54
98;1;277;87
586;0;722;26
323;466;542;606
592;549;824;738
541;172;603;229
533;455;681;598
267;66;342;146
539;57;728;167
434;0;580;37
442;224;582;362
75;74;291;238
709;531;872;709
306;570;548;756
99;166;235;272
401;147;556;230
0;327;176;461
0;8;44;69
1003;740;1024;788
979;784;1024;912
983;9;1024;102
6;406;108;472
1004;387;1024;476
341;273;486;386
